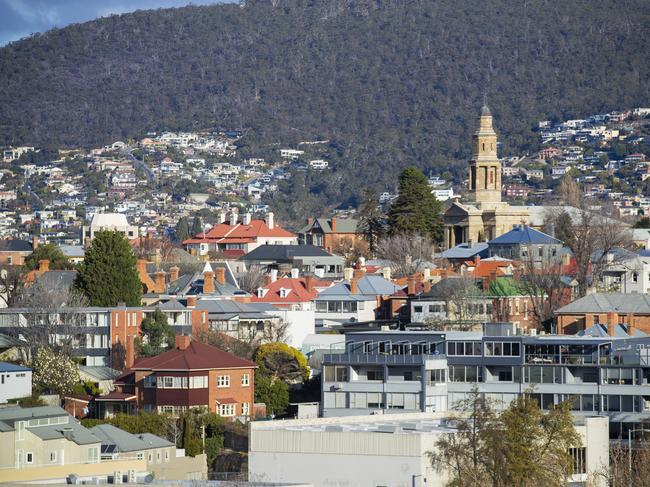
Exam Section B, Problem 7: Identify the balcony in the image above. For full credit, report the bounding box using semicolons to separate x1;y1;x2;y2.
324;353;434;366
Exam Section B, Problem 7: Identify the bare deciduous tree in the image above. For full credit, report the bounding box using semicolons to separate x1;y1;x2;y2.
423;277;486;331
237;264;266;294
375;233;435;278
0;265;27;307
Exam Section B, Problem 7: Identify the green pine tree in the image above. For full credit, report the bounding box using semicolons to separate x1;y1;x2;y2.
191;217;203;237
75;230;142;306
387;167;443;242
137;309;175;357
175;216;190;242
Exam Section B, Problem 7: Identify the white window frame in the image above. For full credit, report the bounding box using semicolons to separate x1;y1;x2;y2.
217;375;230;388
218;403;236;417
50;451;57;463
241;374;250;386
26;452;33;464
242;402;250;416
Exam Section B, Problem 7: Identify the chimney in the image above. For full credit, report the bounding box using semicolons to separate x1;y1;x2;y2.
270;269;278;282
304;274;314;293
266;212;274;229
175;335;191;350
291;268;299;279
136;259;147;274
407;275;417;296
39;259;49;272
474;255;481;265
628;313;635;336
331;217;337;233
218;211;227;224
307;217;313;226
32;236;39;251
423;280;432;293
215;267;226;285
169;266;180;282
482;276;490;292
264;274;272;286
382;267;391;281
154;271;166;292
229;211;238;226
350;277;359;295
344;267;354;281
243;213;252;225
607;312;617;336
203;271;215;294
186;296;196;308
353;268;366;280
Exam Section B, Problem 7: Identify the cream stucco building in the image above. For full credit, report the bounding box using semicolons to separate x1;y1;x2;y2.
443;106;530;248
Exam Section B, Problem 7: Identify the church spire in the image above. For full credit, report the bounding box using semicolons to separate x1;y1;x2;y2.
469;104;501;205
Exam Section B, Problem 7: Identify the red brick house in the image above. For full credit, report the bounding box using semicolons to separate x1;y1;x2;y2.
105;336;256;418
298;217;360;253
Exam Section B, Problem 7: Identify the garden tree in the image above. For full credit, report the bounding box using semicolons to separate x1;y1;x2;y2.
133;236;176;263
387;167;443;242
254;342;310;384
31;347;81;396
180;408;226;461
75;230;142;306
599;439;650;487
375;234;435;278
15;280;89;362
356;188;387;254
24;243;71;271
556;175;582;208
194;329;256;360
544;202;633;297
111;341;127;371
137;308;175;357
175;216;190;242
254;371;289;416
237;265;266;294
331;236;370;267
430;388;580;487
0;265;26;307
82;412;177;444
423;277;486;331
191;216;203;237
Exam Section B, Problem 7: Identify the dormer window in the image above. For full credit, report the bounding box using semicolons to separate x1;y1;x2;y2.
257;288;267;298
279;288;290;298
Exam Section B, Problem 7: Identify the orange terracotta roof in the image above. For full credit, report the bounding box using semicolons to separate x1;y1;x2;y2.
251;277;321;304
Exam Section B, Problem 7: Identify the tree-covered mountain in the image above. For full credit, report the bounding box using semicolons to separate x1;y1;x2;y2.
0;0;648;218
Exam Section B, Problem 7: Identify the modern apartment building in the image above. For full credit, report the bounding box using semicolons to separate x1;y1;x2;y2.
322;328;650;438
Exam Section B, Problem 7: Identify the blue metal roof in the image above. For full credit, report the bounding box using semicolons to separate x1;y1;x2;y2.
488;225;561;245
441;242;489;259
0;362;30;373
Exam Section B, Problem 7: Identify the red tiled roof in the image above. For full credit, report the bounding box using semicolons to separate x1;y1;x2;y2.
183;220;294;245
216;397;238;404
130;340;257;371
251;277;321;304
95;392;137;402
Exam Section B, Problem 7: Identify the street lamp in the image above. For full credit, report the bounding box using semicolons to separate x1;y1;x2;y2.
628;427;650;487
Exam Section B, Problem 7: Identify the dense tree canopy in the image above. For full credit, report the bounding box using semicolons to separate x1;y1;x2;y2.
0;0;648;221
24;243;70;271
137;308;175;357
387;167;443;242
75;230;142;306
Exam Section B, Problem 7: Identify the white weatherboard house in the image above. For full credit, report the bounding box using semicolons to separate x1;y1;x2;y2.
0;362;31;403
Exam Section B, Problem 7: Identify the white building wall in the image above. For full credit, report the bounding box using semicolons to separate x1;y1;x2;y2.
273;309;315;349
0;371;32;403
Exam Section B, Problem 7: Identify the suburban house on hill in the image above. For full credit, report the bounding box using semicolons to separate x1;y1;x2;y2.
183;212;296;257
242;244;345;278
298;217;360;253
107;336;256;419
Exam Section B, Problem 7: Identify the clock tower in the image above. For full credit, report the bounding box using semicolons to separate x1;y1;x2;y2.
468;105;501;205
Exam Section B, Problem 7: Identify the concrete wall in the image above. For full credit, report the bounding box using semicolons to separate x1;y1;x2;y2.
0;370;31;403
274;308;315;348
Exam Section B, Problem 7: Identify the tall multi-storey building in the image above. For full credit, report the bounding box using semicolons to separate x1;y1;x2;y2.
322;328;650;437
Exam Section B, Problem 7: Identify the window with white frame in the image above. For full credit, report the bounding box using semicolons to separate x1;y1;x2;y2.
242;402;250;416
190;376;208;389
241;373;250;386
219;403;236;416
88;447;99;463
26;452;33;464
50;451;57;463
217;375;230;387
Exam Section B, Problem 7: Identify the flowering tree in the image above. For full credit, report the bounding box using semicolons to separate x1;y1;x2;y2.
32;347;80;396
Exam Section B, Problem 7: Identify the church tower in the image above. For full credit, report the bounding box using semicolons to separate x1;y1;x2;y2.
468;105;501;205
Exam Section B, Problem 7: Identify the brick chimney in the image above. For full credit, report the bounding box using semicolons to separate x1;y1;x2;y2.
331;217;337;233
136;259;148;274
353;268;365;280
307;217;313;226
607;312;617;336
38;259;49;272
264;274;272;286
154;271;166;293
32;236;39;251
407;275;417;296
175;335;191;350
423;280;432;293
350;277;359;295
203;271;215;294
186;296;196;308
169;266;180;282
215;267;226;285
304;274;314;293
628;313;635;336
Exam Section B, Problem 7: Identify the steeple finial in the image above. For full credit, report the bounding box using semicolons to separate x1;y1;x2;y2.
481;93;491;116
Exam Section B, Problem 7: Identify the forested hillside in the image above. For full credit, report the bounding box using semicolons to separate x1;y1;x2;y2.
0;0;648;217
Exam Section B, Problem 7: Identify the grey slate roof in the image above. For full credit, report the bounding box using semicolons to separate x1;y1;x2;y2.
90;424;173;453
579;323;647;338
556;293;650;315
32;420;100;445
489;225;561;245
316;275;400;301
0;239;33;252
79;366;121;381
243;244;334;261
34;270;77;290
299;218;358;234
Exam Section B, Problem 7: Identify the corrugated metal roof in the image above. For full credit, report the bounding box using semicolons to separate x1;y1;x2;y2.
556;293;650;314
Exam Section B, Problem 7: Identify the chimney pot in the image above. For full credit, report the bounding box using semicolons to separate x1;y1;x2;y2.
215;267;226;285
263;274;272;286
175;335;191;350
39;259;49;272
136;259;147;274
270;269;278;282
304;274;314;293
186;296;196;308
169;266;180;282
32;236;39;251
266;212;274;229
330;217;337;232
203;271;215;294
